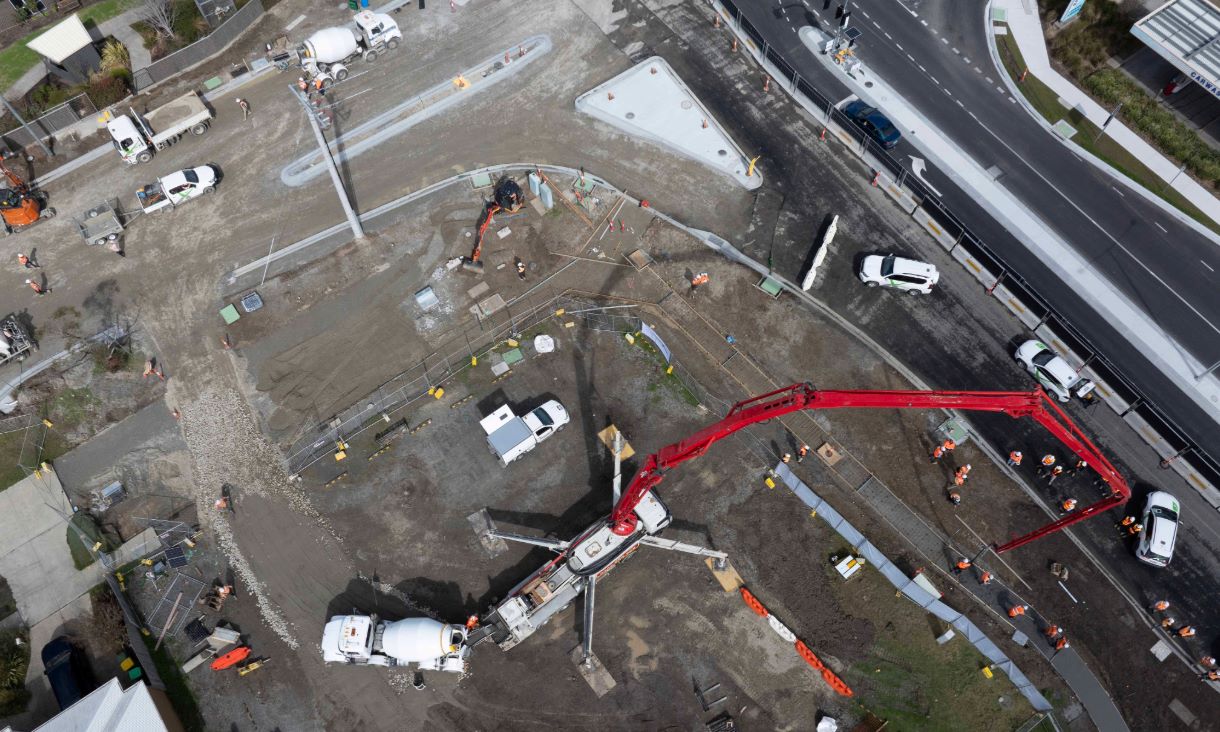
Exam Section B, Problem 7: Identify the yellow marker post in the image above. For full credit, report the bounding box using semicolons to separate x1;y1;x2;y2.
506;338;519;348
764;476;775;489
665;365;673;375
624;333;635;345
42;418;54;428
433;387;445;400
746;156;760;177
810;510;818;520
470;356;478;367
981;666;994;679
554;308;566;317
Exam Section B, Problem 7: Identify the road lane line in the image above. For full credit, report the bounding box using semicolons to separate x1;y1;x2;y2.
953;47;960;54
929;75;940;85
974;67;982;73
942;37;949;44
1202;260;1216;272
885;31;893;39
896;43;904;51
921;19;928;26
986;76;995;84
907;53;916;62
919;65;927;72
1155;222;1168;233
996;86;1005;93
1009;96;1017;103
862;9;870;17
963;57;971;64
955;99;965;107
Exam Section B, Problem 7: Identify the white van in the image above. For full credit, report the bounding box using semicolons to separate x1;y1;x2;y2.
1135;491;1180;568
480;400;569;465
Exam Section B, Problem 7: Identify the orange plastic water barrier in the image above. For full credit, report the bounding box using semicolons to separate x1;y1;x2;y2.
740;587;854;697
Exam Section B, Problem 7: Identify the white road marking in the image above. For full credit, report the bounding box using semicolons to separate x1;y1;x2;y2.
862;9;870;17
942;37;949;44
1009;96;1017;103
963;57;971;64
944;88;953;96
953;47;960;54
955;99;965;107
931;29;938;35
921;19;928;26
884;31;893;39
919;65;927;72
894;0;919;17
986;76;995;84
929;75;940;85
1155;222;1168;233
1110;186;1125;197
996;86;1005;93
285;13;306;30
907;53;916;62
974;67;982;73
896;43;904;51
1202;260;1216;272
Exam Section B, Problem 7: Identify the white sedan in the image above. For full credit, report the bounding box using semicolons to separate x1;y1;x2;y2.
1014;340;1095;402
857;254;939;294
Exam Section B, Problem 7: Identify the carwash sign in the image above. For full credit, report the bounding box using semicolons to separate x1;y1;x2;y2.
1189;70;1220;100
1060;0;1086;23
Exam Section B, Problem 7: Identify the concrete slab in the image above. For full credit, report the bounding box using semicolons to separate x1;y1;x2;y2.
576;57;761;190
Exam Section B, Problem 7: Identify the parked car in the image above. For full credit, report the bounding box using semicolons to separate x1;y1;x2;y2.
1163;72;1190;95
857;254;938;293
1135;491;1180;568
842;101;901;149
1014;339;1096;402
41;636;84;711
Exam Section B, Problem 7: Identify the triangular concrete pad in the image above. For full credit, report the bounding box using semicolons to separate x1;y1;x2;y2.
576;57;761;190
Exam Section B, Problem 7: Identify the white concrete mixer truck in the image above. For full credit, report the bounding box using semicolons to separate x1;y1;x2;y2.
299;10;402;87
321;614;470;673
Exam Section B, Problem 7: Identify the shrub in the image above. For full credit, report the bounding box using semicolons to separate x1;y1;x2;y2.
99;39;130;73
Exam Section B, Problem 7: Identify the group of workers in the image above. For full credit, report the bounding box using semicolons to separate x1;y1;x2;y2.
1148;599;1216;681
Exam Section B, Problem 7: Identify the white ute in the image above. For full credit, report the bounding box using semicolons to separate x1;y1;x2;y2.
105;92;212;165
1014;339;1095;403
480;400;569;465
857;253;939;294
322;615;469;672
136;166;217;214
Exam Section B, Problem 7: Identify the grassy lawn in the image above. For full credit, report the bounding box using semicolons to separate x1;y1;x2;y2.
66;512;110;570
0;0;139;91
140;632;205;732
995;30;1220;237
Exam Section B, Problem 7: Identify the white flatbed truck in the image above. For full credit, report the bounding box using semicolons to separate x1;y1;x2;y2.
105;92;213;165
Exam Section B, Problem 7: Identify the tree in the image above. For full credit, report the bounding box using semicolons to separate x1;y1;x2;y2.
138;0;178;40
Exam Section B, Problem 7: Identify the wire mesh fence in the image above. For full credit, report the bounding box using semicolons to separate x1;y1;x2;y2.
131;0;264;92
0;92;96;152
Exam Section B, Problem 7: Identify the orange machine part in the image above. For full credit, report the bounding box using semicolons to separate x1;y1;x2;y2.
210;645;252;670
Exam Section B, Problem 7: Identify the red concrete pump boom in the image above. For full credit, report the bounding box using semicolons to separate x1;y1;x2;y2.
608;384;1129;553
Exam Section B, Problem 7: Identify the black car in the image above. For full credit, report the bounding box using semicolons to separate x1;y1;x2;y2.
41;636;84;711
842;101;902;149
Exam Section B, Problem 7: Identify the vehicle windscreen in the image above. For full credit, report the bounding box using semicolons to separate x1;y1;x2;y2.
532;407;553;427
1031;351;1055;367
1149;505;1178;521
875;118;899;141
880;255;896;277
183;169;199;183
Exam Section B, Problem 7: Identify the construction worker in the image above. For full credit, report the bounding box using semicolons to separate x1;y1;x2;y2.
1128;522;1143;537
1201;655;1217;669
296;76;308;93
1038;454;1056;476
516;260;527;280
797;444;810;463
1047;464;1065;484
465;615;479;631
142;359;155;378
1150;599;1171;613
955;464;972;482
952;472;966;487
313;76;325;94
781;452;791;464
1007;450;1023;467
952;557;971;575
689;272;710;293
1178;625;1197;638
17;253;36;269
1044;624;1061;639
1205;670;1220;682
1161;617;1177;630
214;496;229;511
1008;604;1027;619
979;571;993;586
25;279;45;295
236;97;251;120
1060;497;1078;514
947;488;962;506
1118;515;1136;532
1055;636;1070;651
930;439;956;463
1070;458;1088;475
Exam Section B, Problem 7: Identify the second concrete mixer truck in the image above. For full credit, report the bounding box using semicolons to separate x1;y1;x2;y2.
297;10;403;86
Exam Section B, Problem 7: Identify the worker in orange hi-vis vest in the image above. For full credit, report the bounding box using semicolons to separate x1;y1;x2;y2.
1044;624;1061;639
1060;498;1078;513
1007;450;1022;466
952;557;971;575
1038;454;1056;476
1150;599;1170;613
1055;636;1070;651
1008;604;1027;619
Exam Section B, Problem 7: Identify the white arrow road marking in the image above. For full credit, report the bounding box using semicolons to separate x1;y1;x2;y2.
909;156;943;196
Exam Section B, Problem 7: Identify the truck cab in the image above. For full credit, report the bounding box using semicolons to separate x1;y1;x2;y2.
353;10;402;53
105;115;151;164
480;400;569;465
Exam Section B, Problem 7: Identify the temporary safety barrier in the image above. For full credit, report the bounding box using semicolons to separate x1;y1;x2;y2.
736;586;853;697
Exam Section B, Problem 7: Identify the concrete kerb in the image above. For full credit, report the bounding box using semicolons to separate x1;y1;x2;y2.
983;0;1220;244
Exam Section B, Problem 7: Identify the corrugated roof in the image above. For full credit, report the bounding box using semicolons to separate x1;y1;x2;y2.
33;677;172;731
26;14;93;64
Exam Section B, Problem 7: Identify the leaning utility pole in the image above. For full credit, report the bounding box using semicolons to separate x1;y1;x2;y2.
0;95;53;158
290;86;363;239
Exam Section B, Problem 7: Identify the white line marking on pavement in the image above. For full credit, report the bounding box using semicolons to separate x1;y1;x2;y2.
1155;222;1168;233
974;67;981;73
931;28;938;35
1202;259;1216;272
285;13;306;30
907;53;916;62
996;86;1004;93
921;19;928;26
862;9;870;17
955;99;965;107
885;31;893;39
953;47;960;54
944;88;953;96
896;43;904;51
929;75;940;85
986;76;994;84
963;57;971;64
919;65;927;72
942;37;949;44
894;0;919;17
1009;96;1017;103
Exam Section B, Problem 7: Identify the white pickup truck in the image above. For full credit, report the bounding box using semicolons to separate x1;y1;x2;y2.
480;400;569;465
106;92;213;165
136;166;217;214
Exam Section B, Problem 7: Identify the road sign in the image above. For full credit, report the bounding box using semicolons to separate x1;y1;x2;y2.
1060;0;1086;23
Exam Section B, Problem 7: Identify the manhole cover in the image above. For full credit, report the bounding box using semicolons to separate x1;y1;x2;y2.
626;112;635;119
864;81;874;88
717;149;727;156
680;100;693;109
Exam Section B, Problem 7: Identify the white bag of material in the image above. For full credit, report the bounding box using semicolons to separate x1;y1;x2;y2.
816;717;838;732
534;335;555;353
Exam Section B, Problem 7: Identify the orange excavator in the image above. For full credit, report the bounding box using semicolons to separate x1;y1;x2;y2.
462;177;524;273
0;157;54;235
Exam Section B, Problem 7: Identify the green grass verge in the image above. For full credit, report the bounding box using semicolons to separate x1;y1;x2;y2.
0;0;139;90
0;427;70;492
66;513;111;570
140;632;205;732
995;30;1220;236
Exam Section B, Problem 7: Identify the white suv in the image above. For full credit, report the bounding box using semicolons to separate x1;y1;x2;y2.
857;254;938;294
1136;491;1180;568
1014;340;1095;403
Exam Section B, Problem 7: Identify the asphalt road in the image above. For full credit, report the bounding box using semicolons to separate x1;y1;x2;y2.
740;0;1220;464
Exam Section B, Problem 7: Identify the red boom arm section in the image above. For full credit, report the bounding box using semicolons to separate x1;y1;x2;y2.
608;384;1129;554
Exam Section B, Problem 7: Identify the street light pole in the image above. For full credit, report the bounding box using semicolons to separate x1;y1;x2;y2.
291;86;363;240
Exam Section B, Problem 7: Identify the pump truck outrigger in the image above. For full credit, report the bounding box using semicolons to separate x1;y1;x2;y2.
463;177;524;273
466;383;1130;662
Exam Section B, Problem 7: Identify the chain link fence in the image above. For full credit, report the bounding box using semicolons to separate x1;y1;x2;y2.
131;0;264;92
0;92;96;153
712;0;1220;489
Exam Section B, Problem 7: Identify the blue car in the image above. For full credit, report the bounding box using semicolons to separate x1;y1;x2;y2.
842;101;901;149
42;636;84;711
